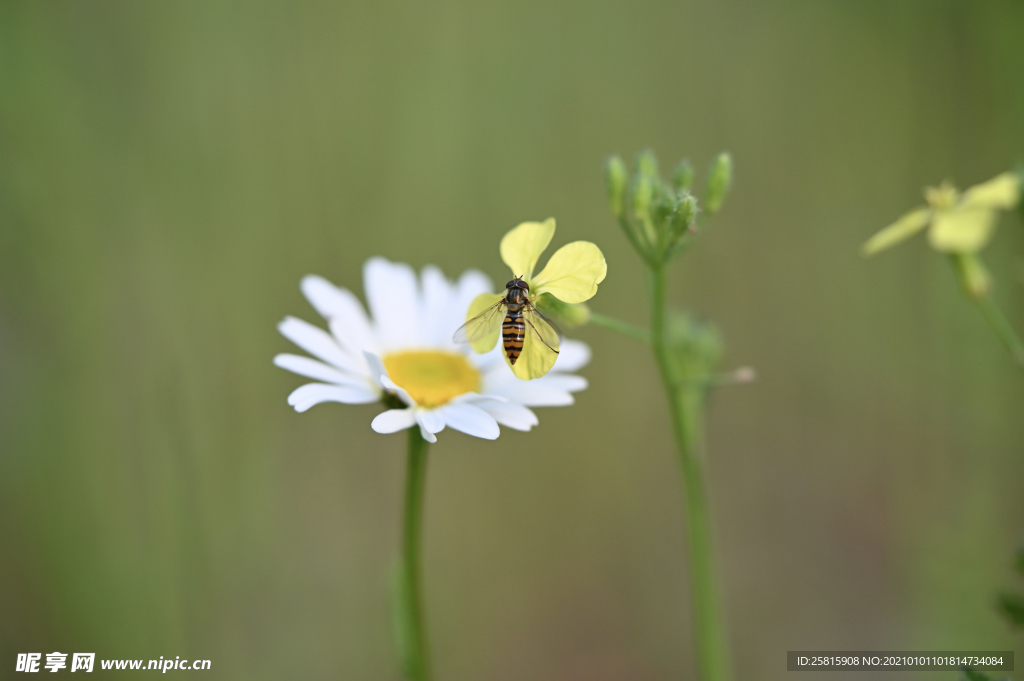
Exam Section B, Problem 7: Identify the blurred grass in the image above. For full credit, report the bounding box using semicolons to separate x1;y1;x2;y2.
1;1;1024;679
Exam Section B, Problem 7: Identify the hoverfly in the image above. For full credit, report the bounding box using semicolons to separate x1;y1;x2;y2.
453;276;560;367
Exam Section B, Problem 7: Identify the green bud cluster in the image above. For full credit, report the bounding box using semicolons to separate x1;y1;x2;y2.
604;150;732;266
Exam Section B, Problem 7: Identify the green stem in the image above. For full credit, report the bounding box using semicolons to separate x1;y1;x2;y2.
398;429;431;681
647;266;731;681
589;311;651;343
974;295;1024;369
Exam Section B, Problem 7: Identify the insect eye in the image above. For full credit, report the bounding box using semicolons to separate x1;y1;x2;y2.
520;281;529;291
506;280;515;289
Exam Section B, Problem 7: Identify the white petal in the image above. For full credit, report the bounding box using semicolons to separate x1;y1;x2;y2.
468;345;507;372
299;275;380;361
274;352;370;391
456;269;494;300
484;379;575;407
479;364;518;388
363;351;388;390
455;269;494;314
300;275;347;317
437;402;500;440
287;383;379;412
371;408;417;433
380;374;416;407
364;258;420;351
328;318;375;371
326;306;377;357
420;265;454;347
418;424;437;443
273;354;370;388
451;391;507;404
278;317;362;374
534;374;588;392
477;401;538;431
552;339;591;373
416;408;446;434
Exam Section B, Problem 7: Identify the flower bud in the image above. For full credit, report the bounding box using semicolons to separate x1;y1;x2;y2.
637;149;659;179
673;160;695;192
632;173;653;222
653;193;676;225
704;152;732;216
534;292;590;328
605;155;627;219
672;194;698;234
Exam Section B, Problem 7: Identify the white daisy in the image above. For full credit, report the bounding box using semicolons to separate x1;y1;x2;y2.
274;257;591;443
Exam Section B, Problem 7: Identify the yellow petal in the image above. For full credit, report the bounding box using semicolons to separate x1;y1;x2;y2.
464;292;505;354
928;206;998;253
530;241;608;304
500;219;555;282
960;172;1020;210
507;320;559;380
862;206;931;255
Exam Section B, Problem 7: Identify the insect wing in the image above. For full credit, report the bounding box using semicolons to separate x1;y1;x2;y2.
506;303;560;380
452;299;505;344
522;304;560;355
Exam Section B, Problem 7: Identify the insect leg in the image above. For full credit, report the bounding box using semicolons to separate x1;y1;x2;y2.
523;317;559;354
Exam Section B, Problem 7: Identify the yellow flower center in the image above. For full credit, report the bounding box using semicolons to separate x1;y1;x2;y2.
382;350;480;408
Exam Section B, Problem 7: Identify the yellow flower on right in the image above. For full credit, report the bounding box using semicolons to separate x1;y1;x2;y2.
464;219;606;380
863;172;1021;255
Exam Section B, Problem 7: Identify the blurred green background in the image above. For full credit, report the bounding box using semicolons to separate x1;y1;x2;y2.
2;1;1024;679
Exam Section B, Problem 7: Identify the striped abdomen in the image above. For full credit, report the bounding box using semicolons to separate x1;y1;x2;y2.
502;311;525;364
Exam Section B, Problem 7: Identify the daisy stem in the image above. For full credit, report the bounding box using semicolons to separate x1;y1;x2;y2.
647;265;731;681
398;429;431;681
973;295;1024;369
588;311;651;343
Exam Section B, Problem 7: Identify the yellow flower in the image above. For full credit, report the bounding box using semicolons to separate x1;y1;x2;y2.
465;218;607;380
863;172;1021;256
